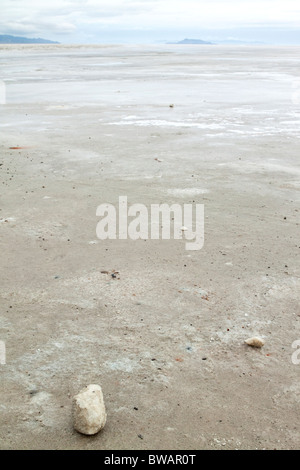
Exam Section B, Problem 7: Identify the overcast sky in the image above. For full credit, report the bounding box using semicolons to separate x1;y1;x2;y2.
1;0;300;44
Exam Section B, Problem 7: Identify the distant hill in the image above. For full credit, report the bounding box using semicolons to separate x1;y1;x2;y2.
168;38;213;45
0;34;60;44
165;38;265;46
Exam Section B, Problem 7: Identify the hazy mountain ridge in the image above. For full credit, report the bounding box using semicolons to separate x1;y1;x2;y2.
168;38;213;44
0;34;59;44
166;38;265;45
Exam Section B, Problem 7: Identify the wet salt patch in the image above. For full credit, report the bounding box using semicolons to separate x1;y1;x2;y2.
167;188;209;196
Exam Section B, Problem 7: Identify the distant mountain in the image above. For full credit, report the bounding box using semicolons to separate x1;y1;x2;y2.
168;38;213;45
0;34;60;44
164;38;265;46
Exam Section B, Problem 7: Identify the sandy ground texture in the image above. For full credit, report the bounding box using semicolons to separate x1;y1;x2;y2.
0;44;300;450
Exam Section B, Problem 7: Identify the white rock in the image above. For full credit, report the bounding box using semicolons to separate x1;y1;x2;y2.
245;337;265;348
72;384;107;435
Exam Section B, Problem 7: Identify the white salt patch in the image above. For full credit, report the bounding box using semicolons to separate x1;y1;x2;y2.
104;358;140;373
86;62;126;66
109;119;224;129
206;133;227;137
167;188;209;196
66;149;101;161
123;115;141;120
280;120;300;125
0;217;16;223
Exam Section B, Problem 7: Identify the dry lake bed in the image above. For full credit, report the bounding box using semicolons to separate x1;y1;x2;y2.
0;44;300;450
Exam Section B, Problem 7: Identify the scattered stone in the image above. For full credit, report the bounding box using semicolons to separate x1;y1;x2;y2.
245;337;265;348
72;384;107;435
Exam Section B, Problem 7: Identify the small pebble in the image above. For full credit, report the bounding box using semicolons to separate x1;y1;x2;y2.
245;337;265;348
